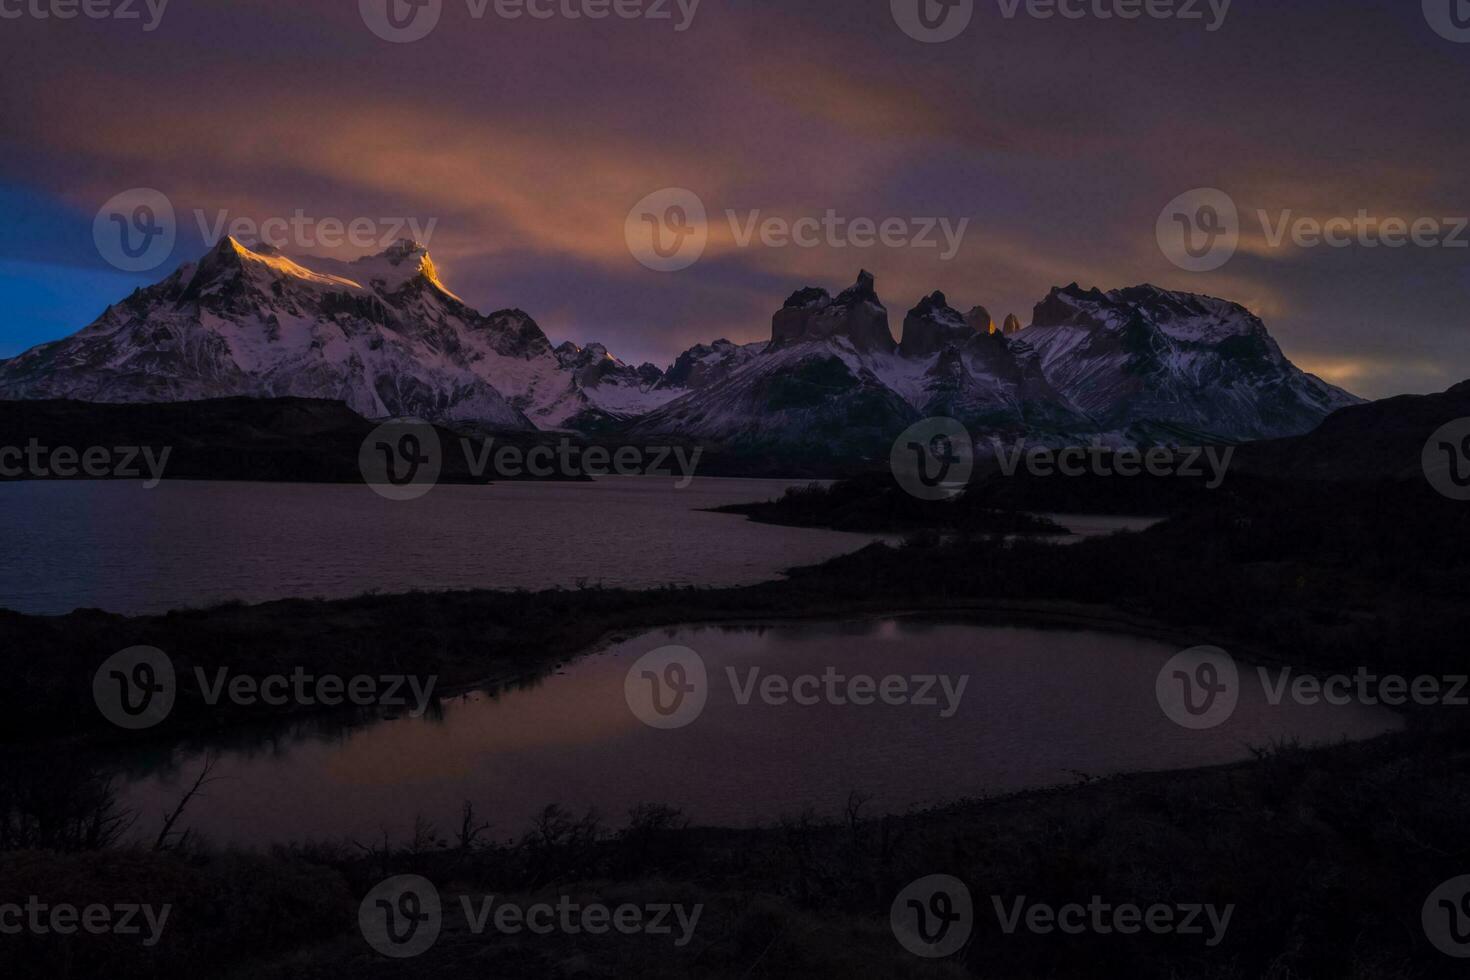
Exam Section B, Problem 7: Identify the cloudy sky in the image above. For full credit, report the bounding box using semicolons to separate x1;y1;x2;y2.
1;0;1466;399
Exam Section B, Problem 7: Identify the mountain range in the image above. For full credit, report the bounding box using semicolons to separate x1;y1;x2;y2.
0;238;1360;453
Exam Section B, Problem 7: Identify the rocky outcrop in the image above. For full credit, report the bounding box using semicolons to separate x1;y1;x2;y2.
965;305;995;335
900;292;978;357
658;339;763;391
769;271;896;353
1020;282;1363;439
1002;314;1023;335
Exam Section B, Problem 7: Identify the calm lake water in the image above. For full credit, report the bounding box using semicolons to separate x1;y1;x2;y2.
110;619;1402;848
0;477;886;616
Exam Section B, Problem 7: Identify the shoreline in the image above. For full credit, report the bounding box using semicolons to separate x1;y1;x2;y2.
93;601;1413;852
11;589;1423;763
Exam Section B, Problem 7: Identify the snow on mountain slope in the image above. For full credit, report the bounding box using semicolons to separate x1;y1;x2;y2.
1021;283;1362;441
655;339;766;392
633;273;1357;452
630;334;919;456
896;291;1088;434
0;238;680;430
0;238;535;428
633;274;1086;450
0;244;1360;449
630;274;922;455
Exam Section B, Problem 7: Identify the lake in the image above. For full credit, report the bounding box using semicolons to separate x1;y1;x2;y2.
109;619;1402;848
0;478;1164;616
0;477;885;616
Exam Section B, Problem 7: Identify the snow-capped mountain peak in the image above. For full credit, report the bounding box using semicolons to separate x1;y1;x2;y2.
191;235;365;295
0;254;1362;452
631;272;1361;454
1022;282;1361;440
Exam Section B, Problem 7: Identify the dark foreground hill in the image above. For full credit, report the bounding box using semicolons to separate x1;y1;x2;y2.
0;397;454;484
1232;379;1470;482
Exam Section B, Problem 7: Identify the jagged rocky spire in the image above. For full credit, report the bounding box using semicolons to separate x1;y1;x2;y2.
770;271;896;353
